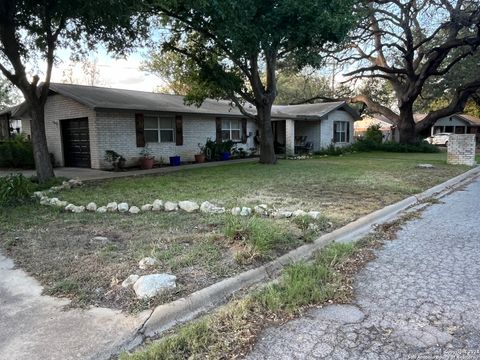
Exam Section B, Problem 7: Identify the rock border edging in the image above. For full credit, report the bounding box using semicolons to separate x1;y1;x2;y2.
33;183;322;220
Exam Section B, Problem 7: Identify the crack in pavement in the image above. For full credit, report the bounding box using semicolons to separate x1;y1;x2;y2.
246;176;480;360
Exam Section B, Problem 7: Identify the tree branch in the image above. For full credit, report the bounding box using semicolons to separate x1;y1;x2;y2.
350;94;400;123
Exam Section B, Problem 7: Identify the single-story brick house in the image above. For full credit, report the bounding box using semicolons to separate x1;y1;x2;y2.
1;83;360;169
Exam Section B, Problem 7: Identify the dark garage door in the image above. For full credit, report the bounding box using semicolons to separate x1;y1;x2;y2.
61;118;91;167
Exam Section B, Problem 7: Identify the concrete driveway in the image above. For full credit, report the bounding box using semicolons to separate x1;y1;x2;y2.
0;253;148;360
247;177;480;359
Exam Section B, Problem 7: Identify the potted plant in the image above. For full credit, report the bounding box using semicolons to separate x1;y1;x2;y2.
104;150;126;171
220;140;235;161
139;145;155;169
169;154;181;166
195;143;206;163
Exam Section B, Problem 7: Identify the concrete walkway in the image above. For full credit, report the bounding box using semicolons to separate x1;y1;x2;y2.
0;253;149;360
0;158;257;181
247;177;480;359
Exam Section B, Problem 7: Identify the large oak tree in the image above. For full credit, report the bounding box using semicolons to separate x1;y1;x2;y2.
0;0;148;181
148;0;358;164
336;0;480;143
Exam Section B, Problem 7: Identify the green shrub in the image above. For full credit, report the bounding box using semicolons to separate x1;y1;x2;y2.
0;134;35;168
0;173;34;206
315;144;351;156
203;138;235;160
364;124;383;144
351;140;439;153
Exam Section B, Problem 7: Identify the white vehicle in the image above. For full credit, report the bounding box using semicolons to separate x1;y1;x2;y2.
426;132;452;146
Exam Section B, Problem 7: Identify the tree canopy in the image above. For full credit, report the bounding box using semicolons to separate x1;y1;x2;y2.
332;0;480;142
147;0;358;162
0;0;149;181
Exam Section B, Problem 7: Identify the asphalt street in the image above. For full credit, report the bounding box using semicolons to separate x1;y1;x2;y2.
247;176;480;359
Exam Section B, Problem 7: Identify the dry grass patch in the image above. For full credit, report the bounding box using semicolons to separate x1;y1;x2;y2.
121;210;423;360
0;152;467;312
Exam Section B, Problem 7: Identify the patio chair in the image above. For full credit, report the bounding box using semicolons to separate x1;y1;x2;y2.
302;141;313;154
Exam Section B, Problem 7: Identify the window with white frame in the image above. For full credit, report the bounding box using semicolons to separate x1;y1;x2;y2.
333;121;349;143
144;116;175;143
222;119;241;141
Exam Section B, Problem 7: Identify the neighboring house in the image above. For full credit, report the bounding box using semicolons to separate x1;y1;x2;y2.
354;114;397;142
2;83;359;169
0;103;29;140
427;114;480;140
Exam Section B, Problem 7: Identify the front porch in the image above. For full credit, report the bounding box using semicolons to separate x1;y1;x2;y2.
272;119;322;156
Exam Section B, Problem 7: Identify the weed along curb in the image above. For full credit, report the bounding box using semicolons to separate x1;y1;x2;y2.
129;165;480;346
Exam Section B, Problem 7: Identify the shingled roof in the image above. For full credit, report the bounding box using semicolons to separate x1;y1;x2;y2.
2;83;360;121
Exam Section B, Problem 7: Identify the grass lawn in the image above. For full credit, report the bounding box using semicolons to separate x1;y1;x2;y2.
0;152;469;312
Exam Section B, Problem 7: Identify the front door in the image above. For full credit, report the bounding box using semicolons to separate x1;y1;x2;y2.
61;118;91;167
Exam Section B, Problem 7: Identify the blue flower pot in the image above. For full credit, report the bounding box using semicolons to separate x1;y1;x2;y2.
169;156;181;166
221;151;230;161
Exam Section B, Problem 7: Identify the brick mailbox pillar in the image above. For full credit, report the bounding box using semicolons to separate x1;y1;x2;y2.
447;134;477;166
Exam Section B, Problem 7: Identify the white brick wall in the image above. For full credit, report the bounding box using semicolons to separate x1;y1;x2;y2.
37;95;257;169
447;134;476;166
44;95;97;167
95;111;257;169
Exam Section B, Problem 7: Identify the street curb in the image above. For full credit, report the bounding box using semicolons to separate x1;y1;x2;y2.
136;165;480;341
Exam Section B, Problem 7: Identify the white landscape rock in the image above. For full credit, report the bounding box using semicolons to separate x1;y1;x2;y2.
118;202;129;213
231;207;242;216
152;199;164;211
141;204;153;211
68;179;83;187
122;274;140;288
50;198;67;208
178;200;200;213
64;204;75;211
133;273;177;299
129;206;140;214
96;206;107;213
86;202;97;212
56;200;68;208
139;257;158;270
61;181;72;189
417;163;435;169
106;202;118;212
200;201;225;214
164;201;178;212
240;207;252;216
273;211;293;219
292;209;307;217
308;211;321;220
90;236;109;245
48;197;60;206
254;205;269;216
71;205;85;213
33;191;44;198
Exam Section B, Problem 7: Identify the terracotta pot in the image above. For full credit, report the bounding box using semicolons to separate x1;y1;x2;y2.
195;154;206;163
140;157;154;169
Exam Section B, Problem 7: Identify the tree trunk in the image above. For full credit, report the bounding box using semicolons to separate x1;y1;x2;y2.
256;102;277;164
30;102;54;182
397;104;417;144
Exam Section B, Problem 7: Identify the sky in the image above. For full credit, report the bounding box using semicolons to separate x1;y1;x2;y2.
49;47;165;92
